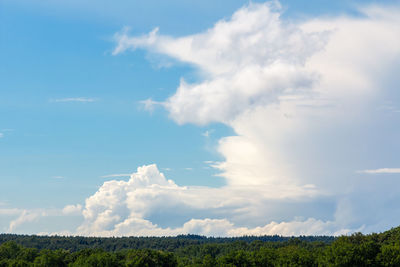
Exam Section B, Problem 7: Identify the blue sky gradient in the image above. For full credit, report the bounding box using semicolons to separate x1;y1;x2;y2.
1;0;400;236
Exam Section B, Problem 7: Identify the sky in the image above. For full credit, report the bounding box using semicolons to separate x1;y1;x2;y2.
1;0;400;236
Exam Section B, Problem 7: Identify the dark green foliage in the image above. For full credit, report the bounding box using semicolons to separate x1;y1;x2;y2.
377;244;400;266
0;226;400;266
124;249;177;267
0;234;334;252
70;251;119;267
33;249;67;267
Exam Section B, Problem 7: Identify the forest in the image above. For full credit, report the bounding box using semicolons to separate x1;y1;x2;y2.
1;226;400;266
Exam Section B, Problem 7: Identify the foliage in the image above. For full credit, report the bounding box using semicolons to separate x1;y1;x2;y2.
0;226;399;266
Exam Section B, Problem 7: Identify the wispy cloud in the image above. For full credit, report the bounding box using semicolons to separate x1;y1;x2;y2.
0;208;22;216
377;105;400;113
51;97;97;103
101;173;132;178
8;210;44;232
139;98;163;112
202;129;214;137
52;176;64;179
358;168;400;174
0;133;3;138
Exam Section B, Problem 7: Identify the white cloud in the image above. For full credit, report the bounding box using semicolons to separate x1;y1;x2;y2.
3;207;85;234
8;210;44;232
359;168;400;174
139;98;161;112
96;217;350;237
0;129;13;139
114;2;326;126
51;97;97;103
62;204;83;215
72;164;348;237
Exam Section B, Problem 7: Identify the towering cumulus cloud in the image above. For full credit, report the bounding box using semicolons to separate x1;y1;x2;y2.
67;2;400;236
76;164;342;236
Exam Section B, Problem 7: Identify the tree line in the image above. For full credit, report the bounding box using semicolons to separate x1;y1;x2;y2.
0;226;399;266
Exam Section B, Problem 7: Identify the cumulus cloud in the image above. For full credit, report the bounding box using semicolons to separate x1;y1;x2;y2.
114;2;326;125
55;2;400;236
73;164;344;237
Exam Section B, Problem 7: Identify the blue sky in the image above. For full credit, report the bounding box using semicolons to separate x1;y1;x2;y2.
1;0;400;236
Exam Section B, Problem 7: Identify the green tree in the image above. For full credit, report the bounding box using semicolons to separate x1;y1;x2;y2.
217;250;254;267
0;242;21;260
377;244;400;266
277;245;315;267
202;254;216;267
253;247;277;267
33;249;66;267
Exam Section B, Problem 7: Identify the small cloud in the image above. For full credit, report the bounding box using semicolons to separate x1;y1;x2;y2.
184;168;193;171
52;176;64;179
51;97;97;103
139;98;163;112
101;173;131;178
202;129;214;137
0;133;3;138
358;168;400;174
62;204;82;215
204;160;221;169
162;168;172;171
